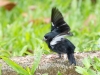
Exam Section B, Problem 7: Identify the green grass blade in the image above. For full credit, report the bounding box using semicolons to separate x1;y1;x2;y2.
19;45;28;56
31;39;43;74
2;57;30;75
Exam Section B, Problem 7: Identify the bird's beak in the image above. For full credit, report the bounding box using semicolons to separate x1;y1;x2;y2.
43;37;46;41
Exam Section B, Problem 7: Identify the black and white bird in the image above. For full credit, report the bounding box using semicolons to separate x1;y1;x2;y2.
43;7;76;65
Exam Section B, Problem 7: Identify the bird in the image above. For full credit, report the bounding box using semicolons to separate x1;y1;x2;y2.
43;7;76;65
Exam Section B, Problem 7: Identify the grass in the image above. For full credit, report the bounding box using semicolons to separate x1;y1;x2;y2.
0;0;100;57
0;0;100;74
75;57;100;75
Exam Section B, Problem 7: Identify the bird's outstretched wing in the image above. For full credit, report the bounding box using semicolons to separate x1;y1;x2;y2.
51;7;70;33
50;7;73;45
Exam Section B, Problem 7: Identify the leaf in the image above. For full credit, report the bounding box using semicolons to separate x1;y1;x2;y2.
0;0;16;11
31;45;43;74
93;57;100;71
19;45;28;56
93;57;100;62
88;69;97;75
2;57;29;75
0;50;11;57
75;66;86;74
82;57;91;69
57;71;62;75
26;67;31;75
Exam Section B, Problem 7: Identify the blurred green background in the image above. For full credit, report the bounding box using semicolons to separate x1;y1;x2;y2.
0;0;100;57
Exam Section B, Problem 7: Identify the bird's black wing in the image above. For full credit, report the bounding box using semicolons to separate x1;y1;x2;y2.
50;7;73;46
51;7;70;33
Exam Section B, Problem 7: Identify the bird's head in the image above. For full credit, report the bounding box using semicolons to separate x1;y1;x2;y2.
43;31;58;43
43;33;53;43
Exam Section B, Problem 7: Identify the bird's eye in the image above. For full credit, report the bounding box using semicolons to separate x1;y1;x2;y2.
44;36;48;39
44;36;48;41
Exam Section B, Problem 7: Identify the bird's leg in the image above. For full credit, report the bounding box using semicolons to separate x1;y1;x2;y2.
58;53;61;58
63;54;67;60
55;53;62;59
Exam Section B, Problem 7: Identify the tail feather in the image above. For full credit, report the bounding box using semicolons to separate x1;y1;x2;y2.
67;53;76;65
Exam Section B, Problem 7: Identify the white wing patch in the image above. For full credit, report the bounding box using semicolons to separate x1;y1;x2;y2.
50;35;66;45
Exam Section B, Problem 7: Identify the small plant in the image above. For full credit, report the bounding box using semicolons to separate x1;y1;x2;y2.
57;71;62;75
75;57;100;75
1;57;30;75
0;39;43;75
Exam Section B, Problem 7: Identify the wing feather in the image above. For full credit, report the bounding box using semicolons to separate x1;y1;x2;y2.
51;7;70;33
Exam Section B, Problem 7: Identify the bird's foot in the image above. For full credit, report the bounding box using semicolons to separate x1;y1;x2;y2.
54;54;62;59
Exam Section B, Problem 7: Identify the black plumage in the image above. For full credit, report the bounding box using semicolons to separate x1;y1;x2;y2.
51;7;70;33
44;7;76;65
